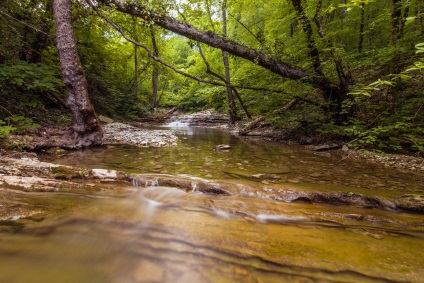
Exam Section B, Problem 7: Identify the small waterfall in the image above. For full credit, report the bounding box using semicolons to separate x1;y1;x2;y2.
191;182;198;192
138;187;186;218
131;177;158;187
164;119;190;128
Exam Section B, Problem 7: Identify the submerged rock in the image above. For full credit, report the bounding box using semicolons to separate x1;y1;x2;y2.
313;144;341;151
214;144;231;151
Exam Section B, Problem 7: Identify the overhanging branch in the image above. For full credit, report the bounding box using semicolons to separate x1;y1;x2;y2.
94;0;311;81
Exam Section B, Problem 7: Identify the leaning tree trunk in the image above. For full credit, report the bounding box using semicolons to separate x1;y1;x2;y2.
96;0;308;81
53;0;102;147
95;0;337;107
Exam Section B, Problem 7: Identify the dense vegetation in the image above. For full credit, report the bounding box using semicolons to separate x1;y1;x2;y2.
0;0;423;153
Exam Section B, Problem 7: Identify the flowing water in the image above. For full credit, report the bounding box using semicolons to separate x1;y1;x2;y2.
1;124;423;283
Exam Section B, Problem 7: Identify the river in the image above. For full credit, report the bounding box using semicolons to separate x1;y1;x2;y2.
0;124;423;282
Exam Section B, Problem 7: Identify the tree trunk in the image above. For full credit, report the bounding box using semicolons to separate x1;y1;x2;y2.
221;0;238;124
53;0;102;147
133;16;139;100
150;26;159;109
358;2;365;53
418;1;424;34
198;45;251;119
340;0;347;47
314;0;353;97
290;0;324;79
391;0;402;45
399;0;410;38
290;0;344;110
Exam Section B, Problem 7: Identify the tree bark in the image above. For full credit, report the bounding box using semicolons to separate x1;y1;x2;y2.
391;0;402;45
358;2;365;53
399;0;410;38
150;26;159;109
290;0;324;79
133;16;139;100
290;0;344;109
221;0;238;124
418;1;424;34
314;0;353;97
53;0;102;147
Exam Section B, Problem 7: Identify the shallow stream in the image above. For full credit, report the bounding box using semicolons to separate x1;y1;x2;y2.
1;124;423;282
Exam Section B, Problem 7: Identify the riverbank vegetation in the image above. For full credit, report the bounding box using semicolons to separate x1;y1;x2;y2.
0;0;423;154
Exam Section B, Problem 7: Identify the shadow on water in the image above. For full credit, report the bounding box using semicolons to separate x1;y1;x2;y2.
1;125;423;282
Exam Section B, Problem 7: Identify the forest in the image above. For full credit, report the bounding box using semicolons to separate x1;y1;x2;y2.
0;0;423;153
1;1;424;282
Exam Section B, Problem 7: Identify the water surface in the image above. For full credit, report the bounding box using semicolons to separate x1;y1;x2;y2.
1;125;423;282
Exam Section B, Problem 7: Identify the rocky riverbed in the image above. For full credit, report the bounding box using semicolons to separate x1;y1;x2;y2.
1;151;423;221
102;122;178;147
137;110;424;173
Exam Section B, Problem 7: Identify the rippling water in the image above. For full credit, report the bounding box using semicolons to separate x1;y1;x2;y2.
1;125;423;282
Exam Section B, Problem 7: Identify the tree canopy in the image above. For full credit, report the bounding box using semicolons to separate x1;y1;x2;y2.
0;0;423;152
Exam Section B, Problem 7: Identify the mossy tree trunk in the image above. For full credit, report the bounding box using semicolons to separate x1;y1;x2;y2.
53;0;102;148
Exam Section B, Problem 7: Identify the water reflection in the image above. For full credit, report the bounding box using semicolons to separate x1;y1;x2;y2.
40;126;423;195
1;126;422;282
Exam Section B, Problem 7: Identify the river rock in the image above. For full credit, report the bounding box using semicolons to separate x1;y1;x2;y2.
90;168;127;180
98;115;114;124
214;144;231;151
102;123;178;147
313;144;341;151
251;174;265;179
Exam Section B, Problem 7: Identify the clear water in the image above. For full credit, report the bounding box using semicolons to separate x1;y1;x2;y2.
1;125;423;282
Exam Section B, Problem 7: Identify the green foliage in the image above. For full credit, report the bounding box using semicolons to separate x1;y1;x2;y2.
0;116;39;140
0;62;65;118
177;94;209;113
4;116;40;133
0;120;16;139
0;62;63;93
345;121;424;152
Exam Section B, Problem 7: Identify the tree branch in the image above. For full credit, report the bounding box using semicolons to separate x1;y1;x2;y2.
88;1;323;111
198;44;251;118
87;1;307;96
94;0;310;82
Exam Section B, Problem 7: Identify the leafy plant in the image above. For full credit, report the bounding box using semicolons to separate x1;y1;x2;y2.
0;116;39;140
0;62;64;94
345;121;424;152
4;116;40;133
0;120;16;139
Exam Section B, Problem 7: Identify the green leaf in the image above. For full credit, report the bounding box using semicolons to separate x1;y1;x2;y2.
405;17;416;26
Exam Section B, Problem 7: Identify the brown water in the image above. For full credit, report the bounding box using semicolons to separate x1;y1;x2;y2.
1;125;424;282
